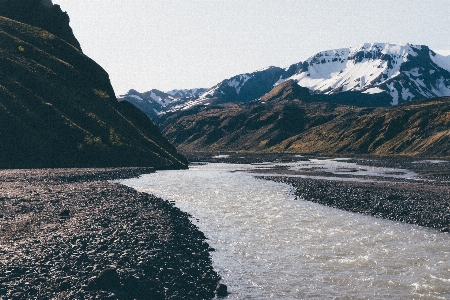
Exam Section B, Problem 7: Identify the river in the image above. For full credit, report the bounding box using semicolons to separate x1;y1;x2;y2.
120;161;450;299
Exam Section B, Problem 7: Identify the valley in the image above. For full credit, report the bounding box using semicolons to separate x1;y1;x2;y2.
2;1;450;299
120;154;450;299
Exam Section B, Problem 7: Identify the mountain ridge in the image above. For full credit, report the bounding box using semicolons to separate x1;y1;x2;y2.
122;43;450;120
0;0;81;50
155;78;450;157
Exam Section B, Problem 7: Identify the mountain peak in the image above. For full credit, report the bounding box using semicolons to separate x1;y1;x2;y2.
260;79;311;102
0;0;81;50
284;42;450;104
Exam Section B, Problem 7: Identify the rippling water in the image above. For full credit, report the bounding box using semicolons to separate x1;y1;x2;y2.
120;162;450;299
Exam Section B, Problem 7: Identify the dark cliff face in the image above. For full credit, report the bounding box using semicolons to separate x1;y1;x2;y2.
0;0;82;50
0;16;187;169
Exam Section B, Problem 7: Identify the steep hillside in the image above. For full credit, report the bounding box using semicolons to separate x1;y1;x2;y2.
0;16;187;168
157;81;362;152
157;81;450;157
271;97;450;157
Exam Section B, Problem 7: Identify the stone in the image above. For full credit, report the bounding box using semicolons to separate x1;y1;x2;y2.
216;283;228;297
95;268;121;290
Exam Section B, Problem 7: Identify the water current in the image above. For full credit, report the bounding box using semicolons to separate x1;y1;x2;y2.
120;161;450;299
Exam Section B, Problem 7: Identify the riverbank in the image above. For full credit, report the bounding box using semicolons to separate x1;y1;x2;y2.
0;168;219;299
261;176;450;232
183;152;450;232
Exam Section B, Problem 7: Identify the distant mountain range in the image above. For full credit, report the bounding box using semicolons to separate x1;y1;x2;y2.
120;43;450;120
157;79;450;157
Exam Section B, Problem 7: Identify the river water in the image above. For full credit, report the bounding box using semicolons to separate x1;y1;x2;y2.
120;161;450;299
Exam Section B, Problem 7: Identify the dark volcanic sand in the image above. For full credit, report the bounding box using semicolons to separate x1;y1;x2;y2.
184;152;450;233
0;168;219;299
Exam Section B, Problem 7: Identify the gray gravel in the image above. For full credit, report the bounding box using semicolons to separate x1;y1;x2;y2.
261;177;450;232
0;168;219;299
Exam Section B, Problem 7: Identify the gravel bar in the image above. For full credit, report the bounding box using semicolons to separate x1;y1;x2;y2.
261;176;450;232
0;168;219;299
183;152;450;233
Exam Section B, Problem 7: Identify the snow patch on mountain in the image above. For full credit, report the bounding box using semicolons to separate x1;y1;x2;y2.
129;94;143;101
430;52;450;73
227;74;251;94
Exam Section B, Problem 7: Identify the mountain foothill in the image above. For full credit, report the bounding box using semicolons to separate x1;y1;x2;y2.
122;43;450;157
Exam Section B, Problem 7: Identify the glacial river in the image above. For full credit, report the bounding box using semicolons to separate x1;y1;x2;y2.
120;161;450;299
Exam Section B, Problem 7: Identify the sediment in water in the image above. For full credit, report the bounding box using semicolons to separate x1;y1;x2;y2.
0;168;219;299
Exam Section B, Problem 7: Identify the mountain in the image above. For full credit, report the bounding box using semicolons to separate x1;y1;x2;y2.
269;97;450;157
156;80;450;157
0;10;187;168
0;0;81;50
281;43;450;105
122;43;450;120
118;88;207;120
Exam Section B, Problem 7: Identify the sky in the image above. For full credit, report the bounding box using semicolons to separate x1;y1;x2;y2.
53;0;450;96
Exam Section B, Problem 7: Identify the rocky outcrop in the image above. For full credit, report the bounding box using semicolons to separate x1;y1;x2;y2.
0;0;81;50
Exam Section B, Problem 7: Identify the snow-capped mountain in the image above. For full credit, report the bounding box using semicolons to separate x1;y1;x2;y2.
118;88;207;119
280;43;450;105
121;43;450;118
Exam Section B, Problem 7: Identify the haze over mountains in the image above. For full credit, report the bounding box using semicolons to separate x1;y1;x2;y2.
121;43;450;119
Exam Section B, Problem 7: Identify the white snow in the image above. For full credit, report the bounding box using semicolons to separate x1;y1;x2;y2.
430;52;450;73
362;87;385;94
401;87;415;101
199;84;220;99
129;94;143;101
165;88;206;98
227;74;251;94
288;43;417;95
431;76;450;97
274;75;286;86
387;82;399;105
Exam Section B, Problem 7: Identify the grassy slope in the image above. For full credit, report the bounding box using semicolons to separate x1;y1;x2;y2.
158;80;450;157
272;97;450;157
0;17;187;168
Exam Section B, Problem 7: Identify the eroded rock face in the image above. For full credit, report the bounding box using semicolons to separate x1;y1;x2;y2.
0;0;81;50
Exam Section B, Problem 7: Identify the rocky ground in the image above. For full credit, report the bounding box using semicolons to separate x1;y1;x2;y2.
0;168;220;300
184;152;450;233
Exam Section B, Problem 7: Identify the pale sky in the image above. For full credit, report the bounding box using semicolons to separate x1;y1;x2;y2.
53;0;450;96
